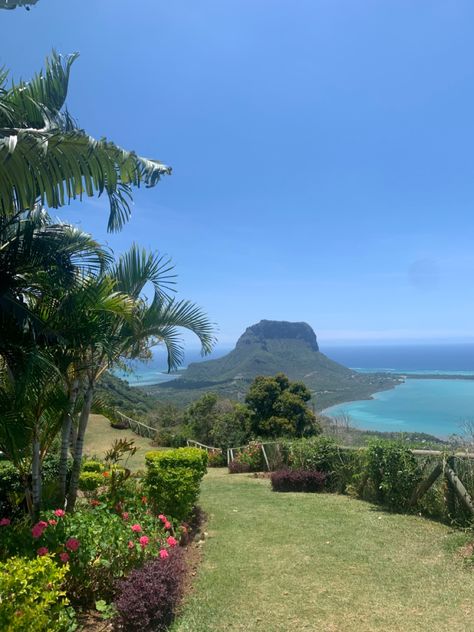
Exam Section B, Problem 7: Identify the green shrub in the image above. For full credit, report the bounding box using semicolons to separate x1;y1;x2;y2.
154;429;188;448
366;440;422;511
81;460;103;473
207;450;226;467
145;448;207;521
284;436;353;492
78;471;104;492
0;555;76;631
0;461;22;515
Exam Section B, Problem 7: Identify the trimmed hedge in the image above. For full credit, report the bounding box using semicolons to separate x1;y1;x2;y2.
81;460;103;473
145;448;207;521
271;469;327;493
78;471;104;492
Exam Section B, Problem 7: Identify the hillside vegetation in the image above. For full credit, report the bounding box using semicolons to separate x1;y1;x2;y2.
148;320;400;409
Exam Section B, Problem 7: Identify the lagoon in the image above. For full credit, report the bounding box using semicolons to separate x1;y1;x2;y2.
323;378;474;439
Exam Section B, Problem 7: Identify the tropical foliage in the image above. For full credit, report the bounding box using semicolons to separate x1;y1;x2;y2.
0;52;170;231
0;52;215;518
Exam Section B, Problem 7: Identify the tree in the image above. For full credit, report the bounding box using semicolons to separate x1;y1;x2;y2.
63;246;215;511
0;52;170;231
245;373;320;438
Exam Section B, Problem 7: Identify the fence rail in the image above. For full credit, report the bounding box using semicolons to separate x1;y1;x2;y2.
115;410;156;440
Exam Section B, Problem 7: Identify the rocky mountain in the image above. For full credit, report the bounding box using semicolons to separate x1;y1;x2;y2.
147;320;400;410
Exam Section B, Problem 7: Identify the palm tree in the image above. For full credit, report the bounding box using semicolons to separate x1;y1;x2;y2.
0;211;114;517
63;245;216;511
0;52;170;231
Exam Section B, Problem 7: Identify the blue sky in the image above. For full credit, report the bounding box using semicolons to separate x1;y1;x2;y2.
3;0;474;348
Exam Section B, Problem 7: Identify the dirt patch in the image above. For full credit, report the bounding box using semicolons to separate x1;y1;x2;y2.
459;541;474;558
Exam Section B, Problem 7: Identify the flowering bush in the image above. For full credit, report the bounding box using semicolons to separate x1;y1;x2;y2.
271;469;327;492
0;555;76;631
229;442;264;473
145;448;207;521
113;548;186;631
1;497;178;606
207;449;226;467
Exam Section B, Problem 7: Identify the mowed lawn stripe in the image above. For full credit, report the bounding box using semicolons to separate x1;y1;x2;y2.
172;469;474;632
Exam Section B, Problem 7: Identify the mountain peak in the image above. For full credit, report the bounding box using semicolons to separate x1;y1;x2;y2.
236;320;319;352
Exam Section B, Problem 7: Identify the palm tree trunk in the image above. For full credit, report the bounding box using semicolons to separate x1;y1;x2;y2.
59;378;79;504
66;381;94;512
31;427;41;520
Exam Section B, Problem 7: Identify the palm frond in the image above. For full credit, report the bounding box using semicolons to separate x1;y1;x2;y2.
112;244;176;300
134;297;217;371
0;128;171;229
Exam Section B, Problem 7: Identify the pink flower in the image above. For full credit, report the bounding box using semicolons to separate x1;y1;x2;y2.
139;535;149;548
0;518;10;526
128;540;135;549
65;538;80;552
131;524;142;533
158;514;166;522
159;549;169;559
54;509;65;517
37;547;48;556
122;512;129;521
59;552;70;563
48;519;57;526
167;536;177;548
31;521;48;539
164;521;171;530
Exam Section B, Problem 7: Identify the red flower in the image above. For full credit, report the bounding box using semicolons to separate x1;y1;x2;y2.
31;521;48;539
141;496;147;504
158;514;166;522
102;471;110;478
0;518;10;526
48;519;57;526
37;547;48;556
54;509;65;517
90;499;100;507
139;535;149;548
59;552;70;563
128;540;135;549
164;521;171;530
65;538;80;552
122;512;129;521
159;549;169;559
167;536;177;547
131;524;142;533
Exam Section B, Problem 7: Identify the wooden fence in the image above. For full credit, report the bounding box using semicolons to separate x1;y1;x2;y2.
114;412;474;518
115;410;157;440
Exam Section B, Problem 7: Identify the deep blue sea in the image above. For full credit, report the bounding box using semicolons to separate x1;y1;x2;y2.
120;343;474;439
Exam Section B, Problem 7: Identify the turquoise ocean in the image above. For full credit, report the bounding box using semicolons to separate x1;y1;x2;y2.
121;343;474;439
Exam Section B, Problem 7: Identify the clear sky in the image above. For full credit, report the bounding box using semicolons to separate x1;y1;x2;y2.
3;0;474;348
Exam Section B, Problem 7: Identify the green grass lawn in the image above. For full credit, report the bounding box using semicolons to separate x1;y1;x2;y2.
83;414;156;471
172;469;474;632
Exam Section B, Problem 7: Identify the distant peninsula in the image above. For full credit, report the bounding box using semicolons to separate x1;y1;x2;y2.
144;320;401;409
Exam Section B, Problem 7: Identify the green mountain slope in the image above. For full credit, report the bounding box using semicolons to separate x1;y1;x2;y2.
148;320;400;409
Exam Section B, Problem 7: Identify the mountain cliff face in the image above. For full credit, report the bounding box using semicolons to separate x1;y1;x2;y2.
236;320;319;352
149;320;400;409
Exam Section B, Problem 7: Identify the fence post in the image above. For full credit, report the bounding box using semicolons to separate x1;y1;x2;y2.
445;456;457;520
